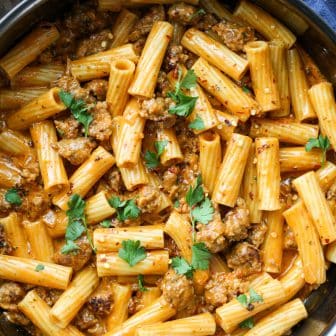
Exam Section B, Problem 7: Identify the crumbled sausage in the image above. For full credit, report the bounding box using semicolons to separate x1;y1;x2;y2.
205;272;249;309
136;185;161;214
212;21;255;52
195;13;219;31
53;236;92;271
105;167;124;193
87;280;114;317
128;5;165;42
20;188;50;221
280;177;295;209
3;311;31;326
196;212;228;253
0;282;25;311
84;79;108;101
54;116;80;139
283;224;297;250
76;29;113;58
74;306;98;331
222;200;250;242
226;242;262;276
35;287;62;306
0;225;13;255
156;71;173;97
162;165;180;197
165;236;180;258
140;97;176;128
164;45;189;71
248;221;268;248
160;269;195;312
128;292;143;315
0;189;12;216
168;3;200;26
20;153;40;184
53;138;96;166
88;102;113;142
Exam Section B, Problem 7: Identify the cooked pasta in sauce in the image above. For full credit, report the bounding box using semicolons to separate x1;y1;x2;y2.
0;0;335;335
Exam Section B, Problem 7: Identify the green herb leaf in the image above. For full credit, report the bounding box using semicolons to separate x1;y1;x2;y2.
59;90;93;137
305;135;330;165
65;220;85;241
191;198;214;225
173;199;180;208
239;317;254;329
242;85;251;94
171;257;194;279
118;240;147;267
5;188;22;206
191;8;206;19
101;219;112;228
155;140;168;157
189;115;205;131
191;242;211;270
249;288;263;304
237;294;248;308
144;140;168;169
109;197;141;221
138;274;148;292
186;175;204;207
61;240;80;255
180;69;197;89
35;264;45;272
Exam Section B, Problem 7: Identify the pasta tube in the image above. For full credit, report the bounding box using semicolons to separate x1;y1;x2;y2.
23;219;54;263
129;21;173;98
0;129;32;156
234;0;296;47
269;40;290;117
255;137;281;211
0;254;72;289
7;87;66;130
45;210;68;238
0;156;23;188
157;128;183;166
137;287;162;311
53;146;115;210
250;118;319;145
200;0;233;21
309;81;336;151
182;28;248;81
287;49;316;121
283;201;326;284
315;161;336;192
111;9;138;48
293;172;336;245
71;44;138;81
85;191;116;225
0;213;29;258
94;225;164;253
107;283;132;331
18;290;84;336
199;131;222;195
50;267;99;328
216;279;286;333
213;133;252;207
30;121;68;193
279;147;321;173
215;109;238;141
192;58;261;121
245;41;280;112
97;250;169;276
136;312;216;336
245;299;307;336
0;26;60;79
242;144;262;223
262;209;284;273
107;59;135;116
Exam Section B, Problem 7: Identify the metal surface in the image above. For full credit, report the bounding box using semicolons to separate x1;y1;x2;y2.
1;0;336;335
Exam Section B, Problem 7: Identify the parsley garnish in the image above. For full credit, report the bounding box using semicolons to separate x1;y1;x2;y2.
109;197;141;221
189;115;205;131
35;264;45;272
168;69;198;117
173;199;180;208
61;194;94;254
191;198;214;225
171;242;211;278
186;175;204;207
242;85;251;94
101;219;112;228
144;140;168;169
239;317;254;329
138;274;148;292
118;240;147;266
237;288;263;310
5;188;22;206
305;134;330;165
191;8;206;19
59;90;93;137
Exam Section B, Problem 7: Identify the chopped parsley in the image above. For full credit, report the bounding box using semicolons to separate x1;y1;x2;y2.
305;134;330;165
61;194;94;255
138;274;148;292
168;69;198;118
118;240;147;267
188;115;205;131
144;140;168;169
59;90;93;137
101;219;112;228
191;8;206;19
5;188;22;206
35;264;45;272
237;288;264;310
191;197;214;226
171;257;194;279
109;196;141;222
242;85;251;94
173;199;180;208
239;317;254;329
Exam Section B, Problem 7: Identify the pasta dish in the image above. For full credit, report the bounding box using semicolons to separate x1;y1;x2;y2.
0;0;335;335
